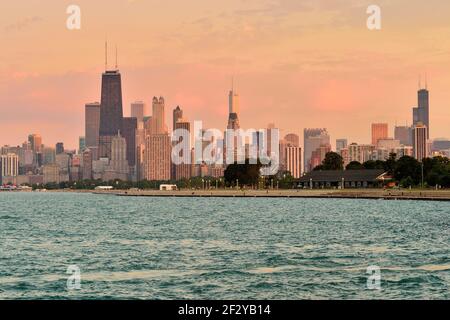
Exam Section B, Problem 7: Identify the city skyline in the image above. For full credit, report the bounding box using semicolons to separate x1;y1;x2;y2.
2;1;450;149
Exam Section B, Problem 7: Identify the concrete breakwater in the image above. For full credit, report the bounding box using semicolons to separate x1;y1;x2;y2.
94;189;450;201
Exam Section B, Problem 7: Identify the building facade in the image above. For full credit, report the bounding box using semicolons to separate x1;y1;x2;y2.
371;123;388;146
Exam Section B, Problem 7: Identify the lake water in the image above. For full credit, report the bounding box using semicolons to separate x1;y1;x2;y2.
0;192;448;299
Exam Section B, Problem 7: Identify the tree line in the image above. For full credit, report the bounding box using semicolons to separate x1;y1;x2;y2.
313;152;450;188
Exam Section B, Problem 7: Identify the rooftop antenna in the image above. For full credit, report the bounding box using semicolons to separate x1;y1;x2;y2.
115;45;118;70
425;72;428;89
418;74;421;90
105;39;108;71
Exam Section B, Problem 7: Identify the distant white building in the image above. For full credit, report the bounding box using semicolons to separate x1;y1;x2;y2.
159;184;178;191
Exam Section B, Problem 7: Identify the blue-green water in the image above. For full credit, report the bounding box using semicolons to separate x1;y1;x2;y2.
0;192;449;299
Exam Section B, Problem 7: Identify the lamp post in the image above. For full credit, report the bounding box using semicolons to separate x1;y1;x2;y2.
421;162;424;189
310;178;313;190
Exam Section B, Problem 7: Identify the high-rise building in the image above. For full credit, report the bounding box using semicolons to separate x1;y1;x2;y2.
82;149;93;180
151;97;167;135
0;153;19;185
227;86;240;130
174;119;191;180
395;145;414;158
79;136;86;153
416;87;430;139
304;128;330;172
413;122;429;161
42;147;56;165
284;133;300;147
143;97;171;181
28;134;42;153
346;143;376;166
377;138;401;150
43;164;60;184
144;135;171;181
55;143;64;155
122;117;137;167
99;70;124;159
371;123;388;146
85;102;100;153
131;101;147;127
110;134;129;174
394;125;412;146
310;144;331;170
336;139;348;153
286;147;302;178
173;106;183;132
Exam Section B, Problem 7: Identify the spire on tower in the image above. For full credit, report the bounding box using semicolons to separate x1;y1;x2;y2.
105;40;108;71
115;45;118;70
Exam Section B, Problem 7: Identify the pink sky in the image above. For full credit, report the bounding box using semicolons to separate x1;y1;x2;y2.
1;0;450;149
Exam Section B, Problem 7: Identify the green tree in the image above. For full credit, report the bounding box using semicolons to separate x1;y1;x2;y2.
346;161;364;170
394;156;421;185
363;160;385;170
224;159;262;186
400;176;414;188
321;152;344;170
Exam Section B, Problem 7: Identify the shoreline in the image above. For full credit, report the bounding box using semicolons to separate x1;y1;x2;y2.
91;189;450;201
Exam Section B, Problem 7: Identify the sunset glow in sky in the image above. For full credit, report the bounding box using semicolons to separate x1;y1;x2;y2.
1;0;450;148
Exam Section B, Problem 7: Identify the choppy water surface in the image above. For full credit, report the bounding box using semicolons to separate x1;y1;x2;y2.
0;192;448;299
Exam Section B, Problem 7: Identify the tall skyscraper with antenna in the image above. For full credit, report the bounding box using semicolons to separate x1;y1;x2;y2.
99;42;124;159
227;78;240;130
413;75;430;139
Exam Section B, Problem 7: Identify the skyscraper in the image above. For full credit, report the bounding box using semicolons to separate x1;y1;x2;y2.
413;82;430;139
284;133;300;147
79;137;86;153
82;149;93;180
99;70;124;159
347;143;376;165
103;133;129;181
418;88;430;138
304;128;330;172
394;125;412;146
227;85;240;130
0;153;19;185
173;106;183;132
85;102;100;149
144;135;171;181
144;96;171;181
151;97;167;135
28;134;42;153
174;119;191;180
131;101;147;126
371;123;388;146
413;122;428;161
122;117;137;168
55;143;64;155
286;146;302;178
336;139;348;153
